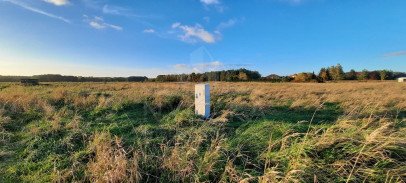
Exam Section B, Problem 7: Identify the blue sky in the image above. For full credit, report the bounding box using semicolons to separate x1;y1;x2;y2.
0;0;405;77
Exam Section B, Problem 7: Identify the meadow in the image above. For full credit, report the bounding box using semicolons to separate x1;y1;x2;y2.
0;81;405;182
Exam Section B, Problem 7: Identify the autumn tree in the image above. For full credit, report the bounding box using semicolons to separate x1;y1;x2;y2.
379;70;393;80
294;72;316;82
327;64;345;81
318;67;330;82
358;69;369;80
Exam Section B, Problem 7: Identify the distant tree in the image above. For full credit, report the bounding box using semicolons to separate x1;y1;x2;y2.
318;67;330;82
250;71;261;80
238;72;248;81
368;71;380;80
379;70;394;80
225;70;237;81
294;72;316;82
220;71;226;81
188;73;199;82
198;74;207;82
380;70;387;80
128;76;148;82
281;76;291;82
328;64;345;81
206;72;219;81
387;70;394;80
358;69;369;80
346;69;357;80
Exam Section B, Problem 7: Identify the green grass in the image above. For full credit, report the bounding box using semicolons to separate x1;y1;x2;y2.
0;83;405;182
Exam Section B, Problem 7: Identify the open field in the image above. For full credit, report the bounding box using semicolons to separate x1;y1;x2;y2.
0;82;405;182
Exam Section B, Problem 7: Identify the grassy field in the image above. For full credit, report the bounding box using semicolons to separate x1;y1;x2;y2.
0;82;405;182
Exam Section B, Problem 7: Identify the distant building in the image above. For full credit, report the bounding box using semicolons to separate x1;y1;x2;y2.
260;74;281;81
265;74;281;80
398;77;406;82
21;79;39;86
394;73;406;79
289;74;298;79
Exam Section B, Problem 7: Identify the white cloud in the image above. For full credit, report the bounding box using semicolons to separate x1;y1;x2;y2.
84;16;122;31
200;0;219;5
3;0;70;23
102;4;146;18
172;22;181;28
94;16;103;21
44;0;70;6
200;0;225;12
172;61;225;73
192;67;202;73
89;21;105;29
382;51;406;57
103;5;126;15
172;23;216;43
211;61;223;66
173;64;188;69
144;29;155;33
105;23;123;31
196;61;223;68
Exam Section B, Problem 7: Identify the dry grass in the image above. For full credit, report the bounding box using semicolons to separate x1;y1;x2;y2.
87;131;140;183
1;82;405;116
0;81;405;182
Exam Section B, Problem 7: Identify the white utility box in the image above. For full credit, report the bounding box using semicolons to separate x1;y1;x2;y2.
195;84;210;118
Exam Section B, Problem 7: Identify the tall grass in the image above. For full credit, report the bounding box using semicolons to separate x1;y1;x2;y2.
0;81;405;182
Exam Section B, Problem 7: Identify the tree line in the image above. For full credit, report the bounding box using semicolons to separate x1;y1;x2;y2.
0;74;148;82
0;65;404;83
292;64;404;82
156;69;261;82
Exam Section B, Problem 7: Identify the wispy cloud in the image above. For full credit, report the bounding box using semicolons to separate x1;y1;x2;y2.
173;61;224;73
196;61;224;68
173;64;188;69
172;22;181;28
171;46;253;74
172;22;216;43
2;0;70;23
84;15;123;30
44;0;70;6
94;16;103;21
200;0;225;12
217;18;237;30
89;21;105;29
382;51;406;57
200;0;219;5
102;5;128;15
105;23;123;31
82;0;100;9
279;0;306;4
172;61;252;73
102;4;147;18
143;29;155;33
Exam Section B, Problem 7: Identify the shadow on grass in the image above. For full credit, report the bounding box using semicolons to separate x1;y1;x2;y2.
224;102;343;130
223;102;343;162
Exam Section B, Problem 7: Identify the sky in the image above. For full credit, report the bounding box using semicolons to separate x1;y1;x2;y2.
0;0;406;78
